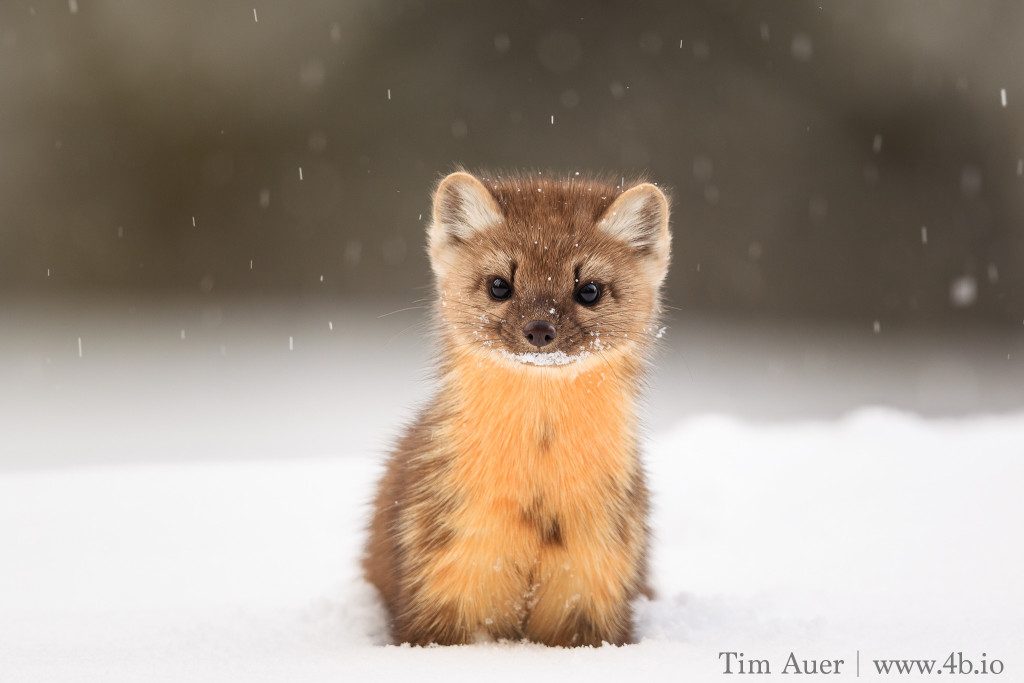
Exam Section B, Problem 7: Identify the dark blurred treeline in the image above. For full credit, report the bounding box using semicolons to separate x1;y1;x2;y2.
2;0;1023;326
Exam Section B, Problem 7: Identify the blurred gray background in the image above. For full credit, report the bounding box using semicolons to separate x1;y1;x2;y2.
4;0;1023;322
3;0;1024;469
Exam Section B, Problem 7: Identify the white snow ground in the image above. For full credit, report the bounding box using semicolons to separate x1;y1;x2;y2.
2;300;1023;681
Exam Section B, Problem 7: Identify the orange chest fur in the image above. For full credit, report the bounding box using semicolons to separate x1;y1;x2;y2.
441;356;639;522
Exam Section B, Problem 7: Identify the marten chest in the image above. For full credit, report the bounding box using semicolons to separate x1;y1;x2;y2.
441;357;638;547
399;355;648;631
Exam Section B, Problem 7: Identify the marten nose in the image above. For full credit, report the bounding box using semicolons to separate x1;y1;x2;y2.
523;320;557;348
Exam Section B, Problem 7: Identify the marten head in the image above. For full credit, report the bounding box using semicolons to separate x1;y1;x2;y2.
427;170;671;369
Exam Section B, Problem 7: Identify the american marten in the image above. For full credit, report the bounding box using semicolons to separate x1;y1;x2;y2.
363;170;672;646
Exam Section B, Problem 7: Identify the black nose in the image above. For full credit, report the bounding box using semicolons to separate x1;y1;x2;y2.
523;320;557;348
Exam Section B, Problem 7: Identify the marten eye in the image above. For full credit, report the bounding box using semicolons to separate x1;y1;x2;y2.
488;276;512;301
575;281;601;306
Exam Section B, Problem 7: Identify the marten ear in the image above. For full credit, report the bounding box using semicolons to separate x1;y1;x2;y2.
428;172;504;278
596;182;671;284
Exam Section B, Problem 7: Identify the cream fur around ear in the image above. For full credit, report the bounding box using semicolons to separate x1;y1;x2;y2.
428;172;504;278
596;183;671;283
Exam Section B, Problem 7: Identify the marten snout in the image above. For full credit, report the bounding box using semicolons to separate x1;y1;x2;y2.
523;320;556;348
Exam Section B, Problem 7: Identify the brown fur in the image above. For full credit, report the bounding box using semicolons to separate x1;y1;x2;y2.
363;170;671;647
